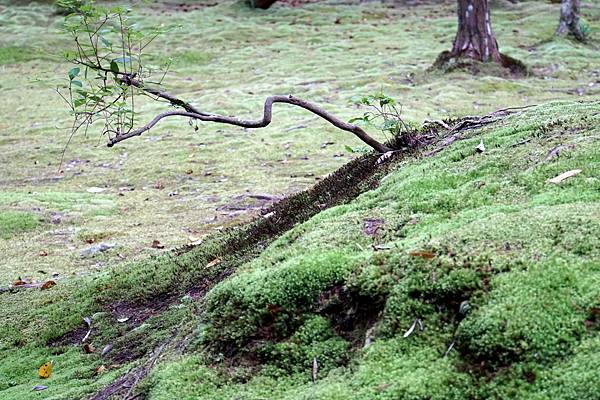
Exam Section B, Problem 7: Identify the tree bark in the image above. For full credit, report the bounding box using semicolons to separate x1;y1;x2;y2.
450;0;501;63
557;0;585;41
251;0;278;9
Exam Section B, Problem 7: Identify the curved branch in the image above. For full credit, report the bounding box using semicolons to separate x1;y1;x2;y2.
107;90;392;153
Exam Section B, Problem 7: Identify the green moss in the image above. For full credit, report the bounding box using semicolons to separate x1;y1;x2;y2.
458;259;600;366
0;46;38;65
0;346;125;400
528;336;600;400
0;211;40;239
203;250;363;347
259;316;350;375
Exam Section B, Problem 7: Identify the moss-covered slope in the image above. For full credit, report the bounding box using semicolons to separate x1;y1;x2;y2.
1;100;599;399
148;100;600;399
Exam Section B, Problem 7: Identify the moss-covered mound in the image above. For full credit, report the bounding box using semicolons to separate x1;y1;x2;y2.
1;100;599;399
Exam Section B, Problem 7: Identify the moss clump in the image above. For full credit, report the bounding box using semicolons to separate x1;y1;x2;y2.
0;211;40;239
202;250;362;348
0;46;39;65
258;316;350;376
458;259;600;368
528;336;600;399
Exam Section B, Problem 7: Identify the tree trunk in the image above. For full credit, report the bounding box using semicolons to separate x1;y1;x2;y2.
557;0;585;41
251;0;278;9
450;0;501;63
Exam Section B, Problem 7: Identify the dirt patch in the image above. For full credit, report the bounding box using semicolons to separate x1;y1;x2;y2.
317;284;385;347
48;325;91;348
363;218;385;236
108;298;172;331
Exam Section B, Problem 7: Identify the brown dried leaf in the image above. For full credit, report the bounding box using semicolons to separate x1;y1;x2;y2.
151;240;165;249
12;278;27;287
38;250;48;257
82;343;95;354
40;280;56;290
409;251;436;260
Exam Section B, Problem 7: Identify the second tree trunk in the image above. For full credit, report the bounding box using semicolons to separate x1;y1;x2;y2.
557;0;585;41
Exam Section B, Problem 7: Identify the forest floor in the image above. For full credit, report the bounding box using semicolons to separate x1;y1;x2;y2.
0;0;599;399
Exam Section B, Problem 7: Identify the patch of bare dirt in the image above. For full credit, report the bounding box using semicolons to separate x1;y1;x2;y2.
317;284;384;346
48;325;91;348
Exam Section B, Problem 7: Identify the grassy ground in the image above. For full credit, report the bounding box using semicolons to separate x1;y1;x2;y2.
0;0;600;399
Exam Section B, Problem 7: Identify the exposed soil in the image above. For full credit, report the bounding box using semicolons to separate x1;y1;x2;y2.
49;325;91;348
108;298;172;331
317;284;385;347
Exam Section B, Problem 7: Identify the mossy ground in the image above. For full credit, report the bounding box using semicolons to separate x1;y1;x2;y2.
1;0;600;399
149;101;599;399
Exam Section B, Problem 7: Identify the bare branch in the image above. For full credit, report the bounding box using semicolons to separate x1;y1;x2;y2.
106;90;392;153
121;75;210;116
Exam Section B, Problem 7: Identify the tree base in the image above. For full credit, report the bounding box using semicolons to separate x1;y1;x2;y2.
432;50;527;77
250;0;278;9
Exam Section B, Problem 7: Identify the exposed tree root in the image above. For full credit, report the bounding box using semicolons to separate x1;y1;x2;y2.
89;341;168;400
424;105;534;156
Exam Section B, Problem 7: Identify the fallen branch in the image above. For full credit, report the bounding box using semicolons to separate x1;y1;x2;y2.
109;76;392;153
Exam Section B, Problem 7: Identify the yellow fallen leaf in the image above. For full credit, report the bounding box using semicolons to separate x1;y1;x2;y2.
95;365;107;375
547;169;582;184
38;361;53;379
